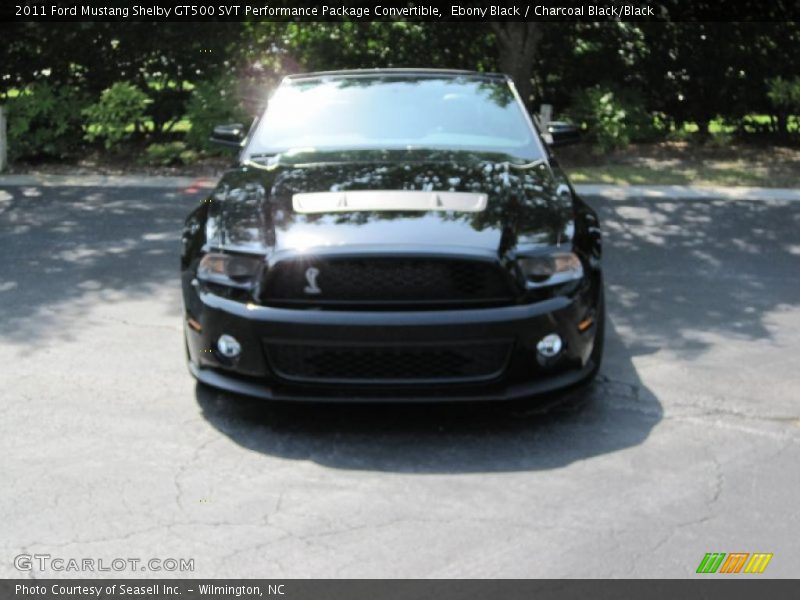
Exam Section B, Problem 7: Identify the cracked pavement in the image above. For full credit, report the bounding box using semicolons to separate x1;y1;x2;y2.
0;183;798;578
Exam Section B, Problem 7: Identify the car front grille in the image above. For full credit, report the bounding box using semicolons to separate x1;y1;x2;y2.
261;256;515;307
264;340;513;384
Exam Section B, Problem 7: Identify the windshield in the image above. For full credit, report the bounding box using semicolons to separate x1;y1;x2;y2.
244;75;543;161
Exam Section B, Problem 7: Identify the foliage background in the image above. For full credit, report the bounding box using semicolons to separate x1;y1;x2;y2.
1;20;798;163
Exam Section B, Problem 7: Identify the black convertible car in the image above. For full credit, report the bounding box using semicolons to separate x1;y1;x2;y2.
181;69;604;403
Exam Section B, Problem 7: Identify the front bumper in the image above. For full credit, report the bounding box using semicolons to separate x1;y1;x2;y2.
184;288;600;403
189;359;596;402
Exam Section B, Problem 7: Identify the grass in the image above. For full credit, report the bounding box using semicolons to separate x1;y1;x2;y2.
84;118;192;136
675;115;799;135
560;140;800;188
565;164;795;187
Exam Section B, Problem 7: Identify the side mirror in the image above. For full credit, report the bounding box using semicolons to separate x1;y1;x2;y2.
210;123;245;148
544;121;581;147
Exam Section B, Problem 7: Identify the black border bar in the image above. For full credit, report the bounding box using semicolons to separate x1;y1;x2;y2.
4;0;800;23
3;580;800;600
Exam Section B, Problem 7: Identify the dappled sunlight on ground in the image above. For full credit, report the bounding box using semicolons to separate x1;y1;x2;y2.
0;185;203;348
599;196;800;354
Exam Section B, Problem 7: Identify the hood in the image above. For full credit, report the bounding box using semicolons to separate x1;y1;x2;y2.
204;150;576;260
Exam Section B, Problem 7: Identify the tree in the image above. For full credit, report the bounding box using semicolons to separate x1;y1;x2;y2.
489;23;542;110
0;23;245;133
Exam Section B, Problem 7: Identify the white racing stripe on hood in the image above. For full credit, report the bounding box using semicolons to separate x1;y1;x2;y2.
292;190;488;213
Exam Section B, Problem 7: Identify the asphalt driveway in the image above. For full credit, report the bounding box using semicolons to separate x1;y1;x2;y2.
0;180;798;577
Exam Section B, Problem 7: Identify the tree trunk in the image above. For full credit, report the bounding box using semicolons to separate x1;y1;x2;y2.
489;22;542;111
776;113;788;137
696;117;711;142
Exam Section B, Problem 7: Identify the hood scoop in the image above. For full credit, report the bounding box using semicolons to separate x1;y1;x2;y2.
292;190;488;214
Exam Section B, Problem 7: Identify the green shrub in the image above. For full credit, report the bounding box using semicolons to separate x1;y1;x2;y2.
767;77;800;135
184;78;249;152
147;88;191;133
83;82;151;149
5;82;88;160
569;85;659;153
767;77;800;112
142;141;198;166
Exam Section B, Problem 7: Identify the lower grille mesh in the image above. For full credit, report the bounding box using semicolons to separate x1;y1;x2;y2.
265;341;512;384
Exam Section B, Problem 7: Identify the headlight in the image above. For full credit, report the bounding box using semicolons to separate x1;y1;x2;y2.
517;251;584;287
197;252;263;287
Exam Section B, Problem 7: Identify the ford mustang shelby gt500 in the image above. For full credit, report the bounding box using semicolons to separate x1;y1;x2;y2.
181;69;604;402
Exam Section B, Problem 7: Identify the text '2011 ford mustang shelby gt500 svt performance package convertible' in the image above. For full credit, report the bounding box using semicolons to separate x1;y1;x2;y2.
181;69;604;403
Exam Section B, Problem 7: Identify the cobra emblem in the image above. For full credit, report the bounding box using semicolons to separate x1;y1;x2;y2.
303;267;321;294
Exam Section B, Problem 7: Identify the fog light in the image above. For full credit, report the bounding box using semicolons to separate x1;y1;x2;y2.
217;334;241;359
536;333;563;358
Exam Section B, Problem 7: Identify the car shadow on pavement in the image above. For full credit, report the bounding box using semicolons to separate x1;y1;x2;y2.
195;315;663;474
